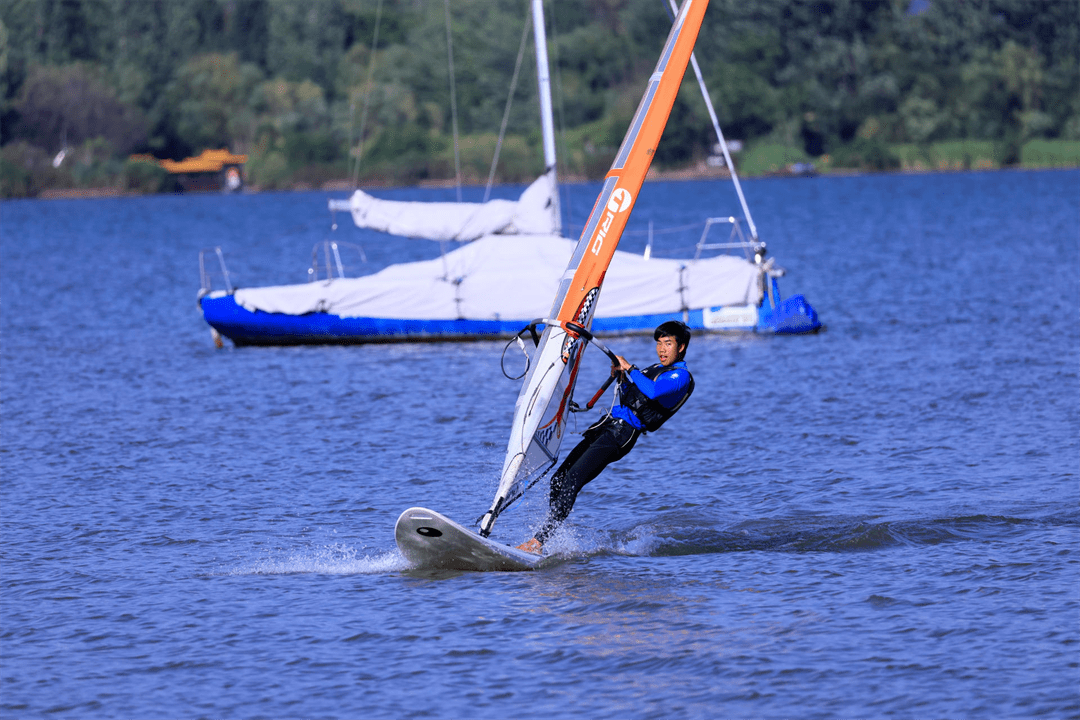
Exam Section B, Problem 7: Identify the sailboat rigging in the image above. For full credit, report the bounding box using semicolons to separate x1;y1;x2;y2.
330;0;561;242
477;0;711;538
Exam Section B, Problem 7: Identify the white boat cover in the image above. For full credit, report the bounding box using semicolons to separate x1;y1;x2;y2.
232;235;763;321
327;169;560;242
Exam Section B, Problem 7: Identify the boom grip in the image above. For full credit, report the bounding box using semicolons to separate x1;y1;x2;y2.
562;321;619;365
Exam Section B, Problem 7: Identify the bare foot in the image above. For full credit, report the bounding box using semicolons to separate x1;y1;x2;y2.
515;538;543;555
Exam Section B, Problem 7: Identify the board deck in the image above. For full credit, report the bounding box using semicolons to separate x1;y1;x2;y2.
395;507;543;572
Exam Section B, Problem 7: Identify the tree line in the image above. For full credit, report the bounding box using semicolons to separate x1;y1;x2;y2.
1;0;1077;196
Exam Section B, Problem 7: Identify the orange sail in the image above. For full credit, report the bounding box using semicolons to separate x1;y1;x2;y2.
479;0;709;537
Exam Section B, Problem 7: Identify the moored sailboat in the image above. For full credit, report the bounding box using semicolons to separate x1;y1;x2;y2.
198;0;820;347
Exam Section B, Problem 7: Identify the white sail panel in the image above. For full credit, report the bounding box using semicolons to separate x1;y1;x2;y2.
496;325;577;502
328;169;559;242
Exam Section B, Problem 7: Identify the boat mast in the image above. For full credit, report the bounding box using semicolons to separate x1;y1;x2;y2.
531;0;562;235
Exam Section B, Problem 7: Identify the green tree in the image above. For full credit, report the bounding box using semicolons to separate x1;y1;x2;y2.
702;28;786;142
1;0;1078;186
265;0;346;95
166;52;263;154
250;76;336;167
105;0;235;154
12;62;146;154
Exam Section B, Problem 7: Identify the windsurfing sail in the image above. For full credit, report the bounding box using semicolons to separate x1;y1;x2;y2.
478;0;710;537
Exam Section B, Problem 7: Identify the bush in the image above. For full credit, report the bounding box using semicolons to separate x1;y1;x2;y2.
892;141;997;171
0;142;59;198
122;158;171;193
247;149;290;189
357;124;449;185
0;155;32;198
830;138;900;171
736;143;813;176
283;129;341;166
290;162;348;189
13;64;147;156
558;119;619;179
993;132;1023;167
1020;139;1080;168
444;133;544;185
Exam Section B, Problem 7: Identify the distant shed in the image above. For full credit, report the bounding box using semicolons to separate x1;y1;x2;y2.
139;149;247;192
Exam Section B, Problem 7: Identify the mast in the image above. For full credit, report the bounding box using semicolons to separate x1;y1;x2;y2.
479;0;709;537
531;0;561;235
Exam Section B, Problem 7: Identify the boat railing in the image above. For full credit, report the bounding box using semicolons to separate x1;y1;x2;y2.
308;240;368;282
693;216;762;262
198;247;233;296
591;216;763;263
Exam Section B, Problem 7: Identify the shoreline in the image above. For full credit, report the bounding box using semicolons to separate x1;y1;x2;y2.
31;163;1078;200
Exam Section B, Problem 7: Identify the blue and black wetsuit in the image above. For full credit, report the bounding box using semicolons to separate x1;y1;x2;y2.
534;360;694;543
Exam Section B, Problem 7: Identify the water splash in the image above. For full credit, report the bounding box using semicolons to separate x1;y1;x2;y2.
228;543;408;575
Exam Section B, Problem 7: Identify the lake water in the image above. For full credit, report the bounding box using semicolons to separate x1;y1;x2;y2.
2;170;1078;719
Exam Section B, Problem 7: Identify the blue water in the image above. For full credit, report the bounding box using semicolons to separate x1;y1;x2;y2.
2;170;1078;719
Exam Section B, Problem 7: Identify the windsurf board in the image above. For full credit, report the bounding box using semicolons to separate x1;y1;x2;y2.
394;507;543;572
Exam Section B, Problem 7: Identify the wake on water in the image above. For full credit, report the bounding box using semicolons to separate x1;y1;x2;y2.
219;509;1075;575
617;510;1078;557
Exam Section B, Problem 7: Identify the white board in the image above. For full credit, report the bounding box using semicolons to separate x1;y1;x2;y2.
394;507;543;572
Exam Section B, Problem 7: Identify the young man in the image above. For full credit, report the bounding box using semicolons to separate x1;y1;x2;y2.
517;320;695;554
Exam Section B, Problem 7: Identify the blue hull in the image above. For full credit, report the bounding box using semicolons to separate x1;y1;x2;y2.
200;292;821;346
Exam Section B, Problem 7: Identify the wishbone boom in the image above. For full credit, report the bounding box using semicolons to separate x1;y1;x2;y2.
545;319;623;412
510;318;622;412
535;318;620;365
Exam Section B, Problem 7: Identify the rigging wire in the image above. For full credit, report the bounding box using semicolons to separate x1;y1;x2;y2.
351;0;384;189
444;0;463;202
484;13;533;202
662;0;758;241
346;100;354;186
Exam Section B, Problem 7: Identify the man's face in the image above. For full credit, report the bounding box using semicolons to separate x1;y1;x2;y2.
656;335;685;366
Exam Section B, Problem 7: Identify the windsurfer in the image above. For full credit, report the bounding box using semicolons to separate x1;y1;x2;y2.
516;320;695;554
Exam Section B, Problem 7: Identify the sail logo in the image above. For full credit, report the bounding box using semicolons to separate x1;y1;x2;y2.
607;188;633;213
591;187;634;255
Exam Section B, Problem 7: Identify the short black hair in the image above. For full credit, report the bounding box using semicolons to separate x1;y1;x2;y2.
654;320;691;360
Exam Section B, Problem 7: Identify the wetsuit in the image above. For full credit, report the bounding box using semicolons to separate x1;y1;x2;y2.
534;360;693;543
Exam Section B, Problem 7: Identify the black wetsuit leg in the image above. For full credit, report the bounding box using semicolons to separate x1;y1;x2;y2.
535;417;640;543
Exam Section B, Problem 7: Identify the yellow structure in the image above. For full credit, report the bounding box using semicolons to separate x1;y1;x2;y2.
158;149;248;175
130;149;247;192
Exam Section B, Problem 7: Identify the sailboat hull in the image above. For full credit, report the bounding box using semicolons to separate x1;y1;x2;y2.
198;233;820;346
199;292;819;346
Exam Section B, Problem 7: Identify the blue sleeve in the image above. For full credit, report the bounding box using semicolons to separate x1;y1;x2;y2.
625;366;691;409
